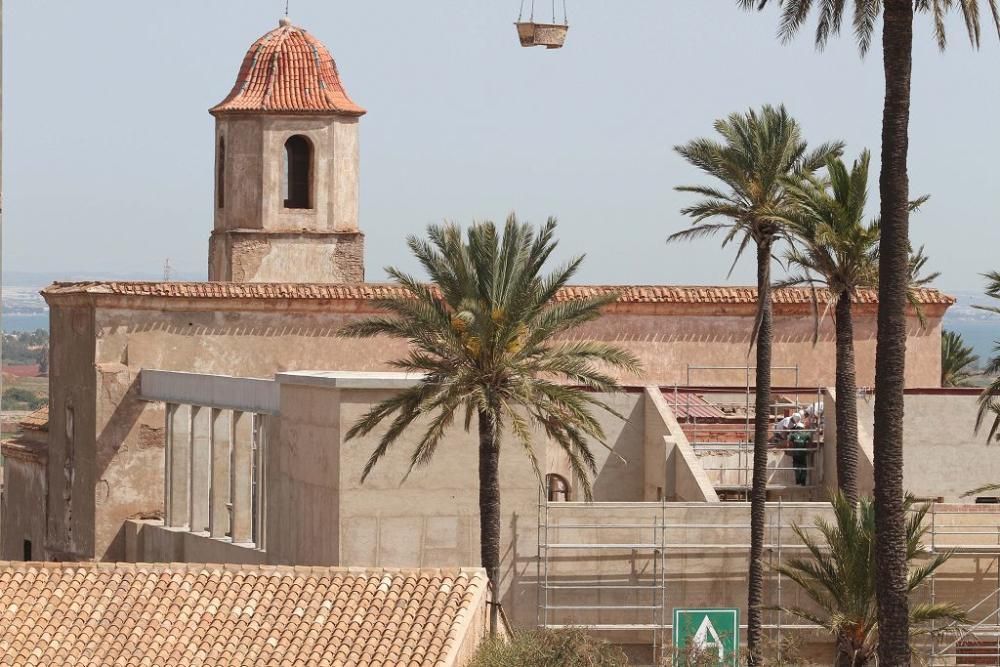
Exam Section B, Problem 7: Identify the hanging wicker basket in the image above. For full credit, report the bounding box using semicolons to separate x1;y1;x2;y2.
514;22;568;49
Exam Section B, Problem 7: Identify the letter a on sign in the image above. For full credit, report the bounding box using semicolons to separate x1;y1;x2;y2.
673;608;739;666
692;616;724;660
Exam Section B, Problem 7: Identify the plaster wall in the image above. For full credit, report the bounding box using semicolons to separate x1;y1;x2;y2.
45;297;946;561
213;115;360;233
0;458;47;560
208;230;364;283
45;304;97;560
901;392;997;502
545;392;646;502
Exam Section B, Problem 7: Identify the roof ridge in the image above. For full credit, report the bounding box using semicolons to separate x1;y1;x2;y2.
39;280;957;306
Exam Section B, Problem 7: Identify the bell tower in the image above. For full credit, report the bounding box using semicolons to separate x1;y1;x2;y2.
208;17;366;283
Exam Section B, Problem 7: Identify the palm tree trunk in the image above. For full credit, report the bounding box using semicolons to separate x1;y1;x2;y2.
478;408;502;636
747;239;773;665
835;291;860;504
874;1;914;664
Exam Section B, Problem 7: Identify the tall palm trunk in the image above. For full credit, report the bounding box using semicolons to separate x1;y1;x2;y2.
835;291;860;504
874;1;914;664
747;239;773;664
478;409;501;636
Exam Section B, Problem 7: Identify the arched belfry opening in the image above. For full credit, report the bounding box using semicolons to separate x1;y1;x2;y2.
283;135;313;210
216;137;225;210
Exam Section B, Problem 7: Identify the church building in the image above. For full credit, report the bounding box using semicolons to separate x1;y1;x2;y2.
2;17;952;567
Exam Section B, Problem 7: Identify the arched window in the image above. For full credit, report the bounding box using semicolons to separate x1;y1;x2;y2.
283;135;313;209
216;137;226;210
546;474;571;502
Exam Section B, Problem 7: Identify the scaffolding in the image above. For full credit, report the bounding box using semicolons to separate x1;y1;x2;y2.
536;499;1000;665
663;372;826;500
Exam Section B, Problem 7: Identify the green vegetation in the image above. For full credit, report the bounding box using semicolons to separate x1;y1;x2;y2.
741;3;1000;663
975;271;1000;443
941;330;980;387
779;151;880;503
1;329;48;366
669;103;842;658
338;216;639;630
774;493;965;666
2;387;46;411
468;629;628;667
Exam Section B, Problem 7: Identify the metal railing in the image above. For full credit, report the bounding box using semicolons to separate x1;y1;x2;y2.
535;500;1000;664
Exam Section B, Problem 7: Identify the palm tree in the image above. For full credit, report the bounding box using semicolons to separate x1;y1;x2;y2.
975;271;1000;442
338;216;640;634
668;104;843;660
781;151;934;502
779;151;880;504
941;331;979;387
739;3;1000;663
774;492;965;666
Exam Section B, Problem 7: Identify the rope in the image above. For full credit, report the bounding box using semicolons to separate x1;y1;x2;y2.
518;0;525;21
552;0;556;23
563;0;568;24
284;0;289;16
530;0;535;21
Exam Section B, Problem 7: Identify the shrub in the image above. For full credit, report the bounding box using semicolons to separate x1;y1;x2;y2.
469;628;629;667
2;388;45;410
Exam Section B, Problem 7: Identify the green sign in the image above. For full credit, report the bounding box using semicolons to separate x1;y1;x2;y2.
673;608;740;666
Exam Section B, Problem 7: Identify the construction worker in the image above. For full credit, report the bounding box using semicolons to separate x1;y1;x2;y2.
788;423;812;486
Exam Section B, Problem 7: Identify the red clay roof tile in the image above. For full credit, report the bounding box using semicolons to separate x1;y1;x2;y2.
0;562;485;667
41;281;956;306
211;19;364;116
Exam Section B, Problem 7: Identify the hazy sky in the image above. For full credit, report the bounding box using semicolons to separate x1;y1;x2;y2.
4;1;998;289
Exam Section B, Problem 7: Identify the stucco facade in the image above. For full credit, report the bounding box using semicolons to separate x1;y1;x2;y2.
23;283;950;562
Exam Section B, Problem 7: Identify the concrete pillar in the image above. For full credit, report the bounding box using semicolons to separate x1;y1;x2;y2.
164;403;191;527
209;409;232;538
230;411;253;544
189;406;211;533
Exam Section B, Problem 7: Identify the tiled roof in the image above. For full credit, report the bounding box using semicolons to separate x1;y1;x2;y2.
211;18;365;116
42;281;957;306
0;562;486;667
19;405;48;432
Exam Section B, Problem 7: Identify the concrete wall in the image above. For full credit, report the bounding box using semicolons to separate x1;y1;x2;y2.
902;392;997;502
643;387;718;502
125;520;268;565
546;391;646;502
0;457;47;560
39;294;947;561
824;388;876;499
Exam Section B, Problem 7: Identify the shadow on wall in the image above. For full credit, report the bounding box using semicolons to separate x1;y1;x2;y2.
592;397;646;502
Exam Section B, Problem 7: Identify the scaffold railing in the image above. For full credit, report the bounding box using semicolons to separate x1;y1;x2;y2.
536;499;1000;664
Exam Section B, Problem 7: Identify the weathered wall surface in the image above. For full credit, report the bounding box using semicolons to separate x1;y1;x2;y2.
125;520;268;566
210;114;363;283
0;457;47;560
47;294;946;561
209;230;364;283
45;303;97;560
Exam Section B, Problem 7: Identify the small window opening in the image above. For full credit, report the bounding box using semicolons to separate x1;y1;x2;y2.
23;539;32;561
283;135;313;209
217;137;226;209
976;497;1000;504
546;474;570;502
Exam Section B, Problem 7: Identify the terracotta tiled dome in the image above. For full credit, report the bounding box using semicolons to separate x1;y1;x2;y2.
211;17;365;116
